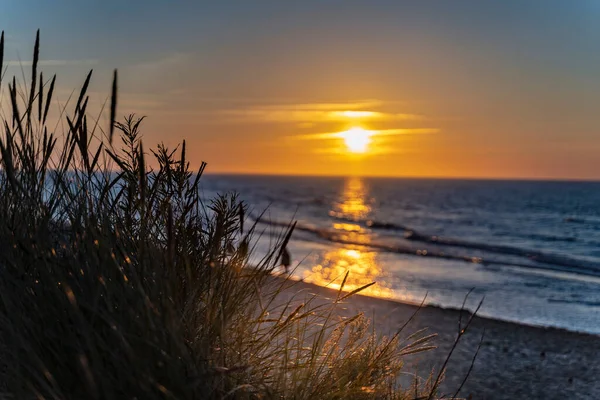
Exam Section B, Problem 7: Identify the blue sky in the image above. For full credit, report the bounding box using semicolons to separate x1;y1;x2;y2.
2;1;600;178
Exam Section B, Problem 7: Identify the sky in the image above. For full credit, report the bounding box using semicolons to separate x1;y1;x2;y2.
2;0;600;179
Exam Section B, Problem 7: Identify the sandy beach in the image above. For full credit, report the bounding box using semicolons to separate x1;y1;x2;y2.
271;277;600;399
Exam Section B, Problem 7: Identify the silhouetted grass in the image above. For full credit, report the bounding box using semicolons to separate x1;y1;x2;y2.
0;32;441;399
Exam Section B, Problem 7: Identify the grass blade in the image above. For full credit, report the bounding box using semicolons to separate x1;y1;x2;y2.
109;69;117;144
0;31;4;91
337;281;376;302
43;75;55;124
28;30;39;128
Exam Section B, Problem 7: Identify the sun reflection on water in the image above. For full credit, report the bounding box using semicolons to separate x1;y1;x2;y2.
303;247;394;299
329;177;372;221
303;177;394;299
332;222;362;232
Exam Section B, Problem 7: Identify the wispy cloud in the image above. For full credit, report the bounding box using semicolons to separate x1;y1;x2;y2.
298;128;439;140
4;59;98;67
253;100;384;111
118;53;196;93
217;101;423;124
130;53;193;73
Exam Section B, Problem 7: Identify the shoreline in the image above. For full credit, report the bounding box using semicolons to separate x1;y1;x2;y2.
287;274;600;339
271;275;600;399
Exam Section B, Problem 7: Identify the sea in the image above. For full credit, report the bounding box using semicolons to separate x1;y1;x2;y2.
201;175;600;335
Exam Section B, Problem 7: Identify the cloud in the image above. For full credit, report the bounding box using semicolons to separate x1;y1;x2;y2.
298;128;439;140
130;53;193;73
216;101;423;124
253;100;384;111
117;53;196;94
4;59;98;67
111;93;166;111
121;53;194;84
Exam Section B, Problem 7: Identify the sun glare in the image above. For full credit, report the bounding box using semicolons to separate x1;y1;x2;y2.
337;127;374;154
336;110;378;118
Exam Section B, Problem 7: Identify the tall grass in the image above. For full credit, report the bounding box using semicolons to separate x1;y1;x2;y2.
0;32;440;399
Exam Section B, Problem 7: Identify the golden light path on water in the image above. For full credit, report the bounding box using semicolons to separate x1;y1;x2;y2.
302;177;395;299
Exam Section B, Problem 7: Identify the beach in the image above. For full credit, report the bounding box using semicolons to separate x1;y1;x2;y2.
272;276;600;399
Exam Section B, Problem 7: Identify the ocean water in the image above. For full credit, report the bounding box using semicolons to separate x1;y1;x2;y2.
201;175;600;334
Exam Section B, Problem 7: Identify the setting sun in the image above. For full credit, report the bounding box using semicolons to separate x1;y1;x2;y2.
337;127;374;153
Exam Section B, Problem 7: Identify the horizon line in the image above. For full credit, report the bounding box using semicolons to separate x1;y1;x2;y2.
202;171;600;183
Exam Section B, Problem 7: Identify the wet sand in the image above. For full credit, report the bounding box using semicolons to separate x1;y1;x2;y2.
271;277;600;399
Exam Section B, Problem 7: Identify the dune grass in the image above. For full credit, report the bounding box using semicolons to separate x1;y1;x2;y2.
0;31;443;399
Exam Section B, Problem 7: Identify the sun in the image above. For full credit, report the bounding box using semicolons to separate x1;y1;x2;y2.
337;127;374;153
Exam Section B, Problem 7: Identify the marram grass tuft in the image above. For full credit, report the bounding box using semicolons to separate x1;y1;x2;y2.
0;32;441;399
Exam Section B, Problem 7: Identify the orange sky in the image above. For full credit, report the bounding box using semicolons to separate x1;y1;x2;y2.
3;1;600;180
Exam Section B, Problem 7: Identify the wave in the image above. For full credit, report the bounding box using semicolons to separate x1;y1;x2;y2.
330;215;412;231
563;216;600;225
252;215;600;278
253;216;489;263
330;215;600;274
513;232;577;243
564;217;586;224
548;298;600;307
